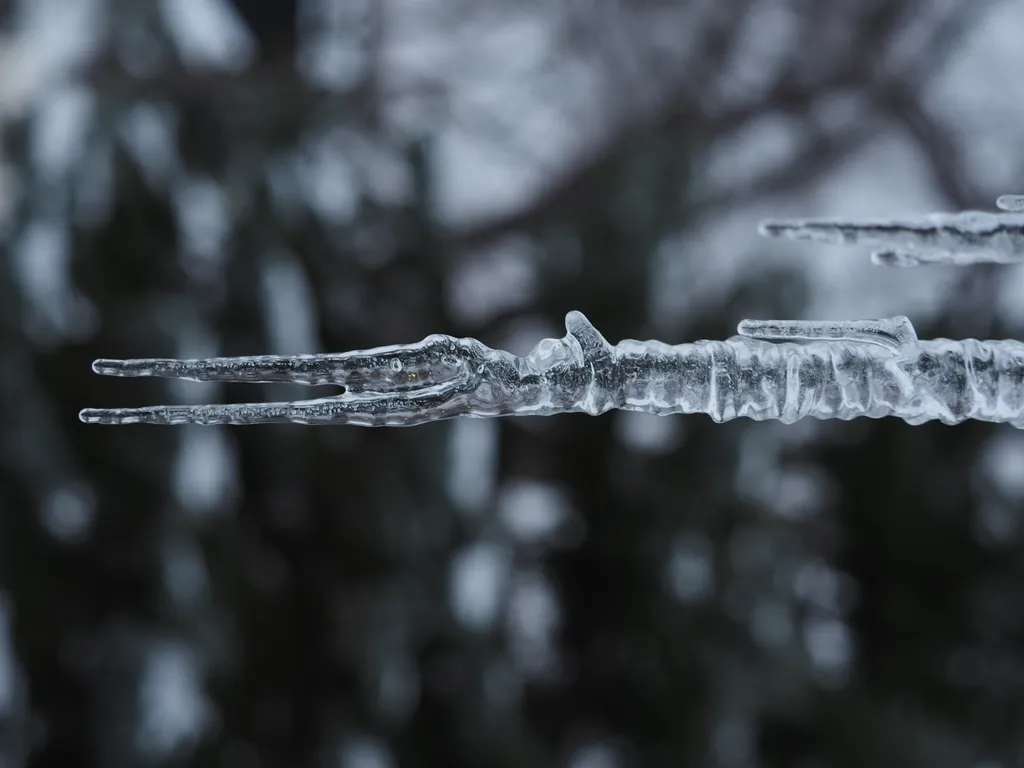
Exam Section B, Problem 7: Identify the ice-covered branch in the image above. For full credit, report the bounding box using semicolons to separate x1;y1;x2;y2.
81;312;1024;429
759;195;1024;266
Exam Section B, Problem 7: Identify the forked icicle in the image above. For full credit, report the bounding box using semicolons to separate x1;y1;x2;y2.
759;196;1024;266
81;312;1024;428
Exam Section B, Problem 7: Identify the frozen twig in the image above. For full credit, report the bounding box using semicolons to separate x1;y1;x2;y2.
81;312;1024;428
759;196;1024;266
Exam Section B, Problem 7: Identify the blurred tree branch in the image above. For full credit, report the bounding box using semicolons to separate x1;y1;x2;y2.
4;1;1020;765
223;0;299;63
449;0;994;252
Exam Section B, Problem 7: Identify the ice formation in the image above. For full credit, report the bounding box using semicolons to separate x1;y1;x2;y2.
80;312;1024;428
83;194;1024;429
759;196;1024;266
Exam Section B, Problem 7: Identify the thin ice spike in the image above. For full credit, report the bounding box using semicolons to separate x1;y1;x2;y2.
736;316;918;353
90;335;475;395
91;355;352;386
79;392;471;428
80;401;326;426
758;202;1024;266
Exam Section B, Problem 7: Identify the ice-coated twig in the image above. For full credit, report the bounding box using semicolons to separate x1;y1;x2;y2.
759;196;1024;266
80;312;1024;428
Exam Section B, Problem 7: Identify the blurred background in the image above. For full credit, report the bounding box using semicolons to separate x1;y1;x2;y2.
2;0;1024;766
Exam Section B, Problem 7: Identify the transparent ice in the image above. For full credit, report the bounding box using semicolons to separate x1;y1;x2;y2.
82;194;1024;429
80;311;1024;429
759;196;1024;266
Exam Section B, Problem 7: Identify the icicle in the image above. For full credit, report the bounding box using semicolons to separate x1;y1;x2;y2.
81;312;1024;429
759;197;1024;266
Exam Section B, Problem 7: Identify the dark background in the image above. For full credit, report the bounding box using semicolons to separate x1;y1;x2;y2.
2;1;1024;766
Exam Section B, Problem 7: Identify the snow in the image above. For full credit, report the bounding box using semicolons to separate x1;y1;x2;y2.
41;483;96;541
157;0;255;71
0;596;17;714
447;418;498;513
136;641;212;758
496;478;572;544
449;542;511;631
667;535;715;603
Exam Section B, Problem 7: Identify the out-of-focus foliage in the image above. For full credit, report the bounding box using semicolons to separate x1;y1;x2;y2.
1;1;1023;766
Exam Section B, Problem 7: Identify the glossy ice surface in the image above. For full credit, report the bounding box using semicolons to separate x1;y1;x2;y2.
759;210;1024;266
81;312;1024;428
83;194;1024;428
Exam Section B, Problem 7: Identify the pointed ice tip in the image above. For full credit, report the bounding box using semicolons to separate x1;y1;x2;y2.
996;195;1024;212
